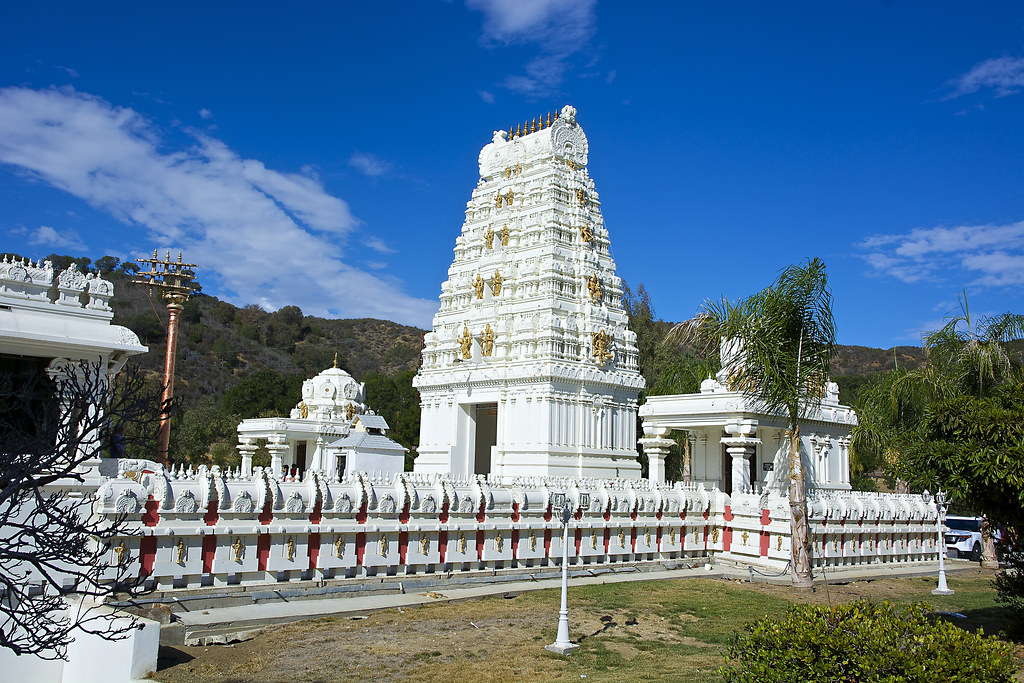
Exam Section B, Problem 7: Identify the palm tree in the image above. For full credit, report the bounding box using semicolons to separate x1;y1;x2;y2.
673;257;837;588
923;292;1024;399
922;294;1024;567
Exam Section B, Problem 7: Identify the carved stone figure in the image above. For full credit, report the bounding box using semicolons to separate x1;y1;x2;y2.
586;274;602;302
591;330;612;362
481;324;494;357
459;326;472;359
579;224;593;243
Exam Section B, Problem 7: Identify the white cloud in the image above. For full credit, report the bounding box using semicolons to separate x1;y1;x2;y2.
858;220;1024;289
477;89;496;104
28;225;86;251
467;0;597;96
946;56;1024;99
199;108;213;120
349;151;392;178
0;86;436;326
363;236;395;254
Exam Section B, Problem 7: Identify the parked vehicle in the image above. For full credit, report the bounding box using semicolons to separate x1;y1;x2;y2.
944;516;983;562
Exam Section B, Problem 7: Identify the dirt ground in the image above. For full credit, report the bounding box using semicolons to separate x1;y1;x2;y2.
152;568;1021;683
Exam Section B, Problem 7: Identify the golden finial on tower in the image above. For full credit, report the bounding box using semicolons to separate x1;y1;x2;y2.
516;123;521;137
554;108;559;119
333;352;338;368
523;121;528;135
531;118;537;132
508;126;514;140
547;112;552;127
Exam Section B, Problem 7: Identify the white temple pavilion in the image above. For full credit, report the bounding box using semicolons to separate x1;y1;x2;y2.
639;370;856;494
413;105;645;481
236;363;405;480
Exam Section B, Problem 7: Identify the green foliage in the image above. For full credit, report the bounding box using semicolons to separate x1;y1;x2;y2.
721;600;1016;683
896;381;1024;530
220;369;303;420
169;401;241;464
94;255;120;274
994;542;1024;632
681;257;836;425
363;369;420;469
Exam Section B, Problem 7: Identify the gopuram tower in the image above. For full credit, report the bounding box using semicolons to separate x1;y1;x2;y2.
413;105;645;481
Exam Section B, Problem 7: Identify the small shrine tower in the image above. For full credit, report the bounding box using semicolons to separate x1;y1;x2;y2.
413;106;645;481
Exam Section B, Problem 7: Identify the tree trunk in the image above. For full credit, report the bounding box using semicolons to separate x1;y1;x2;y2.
981;517;999;569
788;424;813;588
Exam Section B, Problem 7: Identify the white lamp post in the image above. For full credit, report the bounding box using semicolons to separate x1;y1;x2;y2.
546;502;578;655
928;489;954;596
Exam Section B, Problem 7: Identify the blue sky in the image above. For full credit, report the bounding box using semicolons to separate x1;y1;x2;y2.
1;1;1023;348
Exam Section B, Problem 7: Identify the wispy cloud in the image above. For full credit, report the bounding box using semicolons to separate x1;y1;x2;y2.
363;236;395;254
859;220;1024;287
477;89;496;104
28;225;87;251
0;86;436;325
945;56;1024;99
199;108;213;120
349;151;392;178
467;0;597;97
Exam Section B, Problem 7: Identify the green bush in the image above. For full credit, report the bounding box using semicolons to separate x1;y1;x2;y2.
994;538;1024;632
721;599;1015;682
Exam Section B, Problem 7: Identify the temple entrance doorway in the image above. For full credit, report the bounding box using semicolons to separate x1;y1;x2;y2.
473;403;498;475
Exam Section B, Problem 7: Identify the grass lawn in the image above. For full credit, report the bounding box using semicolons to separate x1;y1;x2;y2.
155;568;1022;682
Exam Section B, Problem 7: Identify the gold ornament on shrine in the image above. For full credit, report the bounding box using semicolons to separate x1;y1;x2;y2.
334;536;344;558
175;538;186;564
481;324;495;357
473;273;485;299
505;189;514;205
232;537;245;562
484;226;494;249
579;223;593;243
114;540;128;566
496;532;503;552
459;326;472;359
458;533;467;554
491;270;502;296
586;274;602;302
711;527;721;543
500;223;509;246
495;192;503;208
575;187;586;205
379;534;389;556
529;531;537;551
591;329;612;362
421;535;430;554
346;403;356;421
285;536;295;561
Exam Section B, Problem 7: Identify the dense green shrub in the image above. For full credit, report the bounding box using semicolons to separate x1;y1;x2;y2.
995;538;1024;632
721;600;1015;682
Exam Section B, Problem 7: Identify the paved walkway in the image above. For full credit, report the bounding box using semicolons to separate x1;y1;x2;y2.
169;559;976;645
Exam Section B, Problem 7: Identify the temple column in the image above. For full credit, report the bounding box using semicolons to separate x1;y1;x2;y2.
237;437;257;478
266;434;288;480
723;419;760;495
639;426;673;485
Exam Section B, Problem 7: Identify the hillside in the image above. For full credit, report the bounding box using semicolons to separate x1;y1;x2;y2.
109;272;424;409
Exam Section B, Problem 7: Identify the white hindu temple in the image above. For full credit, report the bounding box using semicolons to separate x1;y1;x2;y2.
4;108;948;681
414;105;645;481
639;349;856;493
235;362;405;481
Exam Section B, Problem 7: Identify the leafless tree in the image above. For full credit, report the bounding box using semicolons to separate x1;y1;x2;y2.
0;360;161;659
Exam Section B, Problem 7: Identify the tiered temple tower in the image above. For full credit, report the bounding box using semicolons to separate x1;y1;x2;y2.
413;105;645;480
